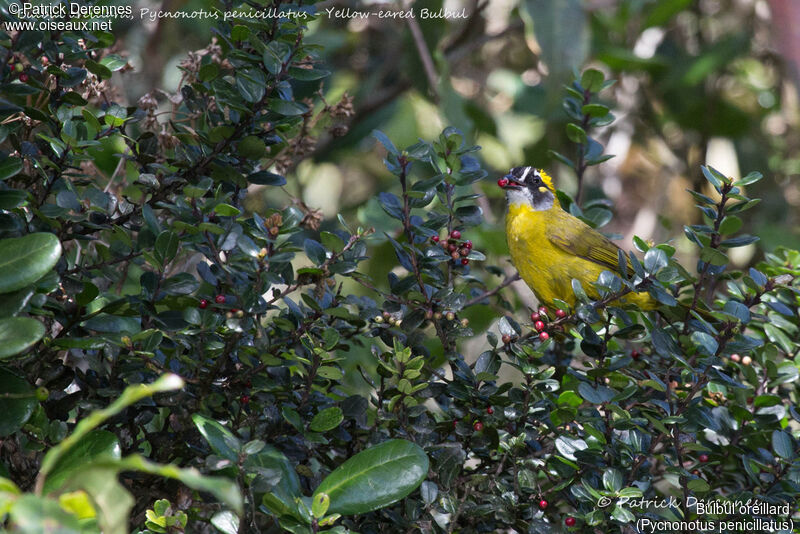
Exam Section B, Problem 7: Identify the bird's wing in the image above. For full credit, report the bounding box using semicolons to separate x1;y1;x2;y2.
545;209;632;275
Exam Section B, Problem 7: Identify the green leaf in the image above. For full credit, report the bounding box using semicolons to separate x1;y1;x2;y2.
246;445;301;518
237;69;267;103
566;123;587;144
581;103;609;117
0;367;36;436
0;233;62;293
247;171;286;186
372;130;399;155
580;68;605;92
691;331;719;356
211;511;239;534
0;317;45;360
603;468;622;492
764;324;794;354
557;390;583;408
267;99;308;116
263;41;290;74
43;430;121;494
85;59;112;80
701;165;726;190
99;54;127;72
9;494;81;534
304;239;327;265
311;493;330;519
214;204;241;217
771;430;794;459
0;189;27;209
154;231;179;266
736;171;763;186
313;439;429;515
104;104;127;127
699;247;728;266
0;157;23;181
192;414;240;462
610;504;635;523
309;407;343;432
288;67;330;81
718;215;742;235
643;248;668;273
199;63;219;82
81;314;140;334
687;478;710;492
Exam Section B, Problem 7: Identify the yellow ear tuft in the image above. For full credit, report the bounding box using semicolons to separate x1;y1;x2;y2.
538;169;555;191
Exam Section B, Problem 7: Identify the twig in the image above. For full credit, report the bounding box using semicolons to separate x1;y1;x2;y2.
463;273;520;307
406;17;439;100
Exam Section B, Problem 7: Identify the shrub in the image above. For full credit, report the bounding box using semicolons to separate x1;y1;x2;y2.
1;6;799;534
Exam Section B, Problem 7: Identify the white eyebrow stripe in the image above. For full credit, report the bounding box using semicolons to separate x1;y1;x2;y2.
520;167;531;181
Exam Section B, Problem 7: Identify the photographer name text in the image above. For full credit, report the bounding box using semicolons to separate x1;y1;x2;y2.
3;2;468;32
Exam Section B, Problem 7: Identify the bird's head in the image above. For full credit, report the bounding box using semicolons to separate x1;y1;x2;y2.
497;166;558;211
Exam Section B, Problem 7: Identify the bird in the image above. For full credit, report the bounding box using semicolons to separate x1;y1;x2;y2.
498;166;656;310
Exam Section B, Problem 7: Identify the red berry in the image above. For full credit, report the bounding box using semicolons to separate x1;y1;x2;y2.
19;73;29;82
699;454;709;463
215;295;226;304
539;332;550;341
461;258;469;265
555;309;566;318
465;240;472;249
448;244;457;252
530;312;540;322
565;517;576;527
501;334;512;344
534;320;545;331
245;380;252;388
241;395;250;404
432;235;440;243
538;306;548;316
497;178;509;188
230;308;239;313
473;421;483;431
538;499;548;510
199;299;209;309
631;349;640;360
486;407;494;415
451;230;461;239
453;420;458;428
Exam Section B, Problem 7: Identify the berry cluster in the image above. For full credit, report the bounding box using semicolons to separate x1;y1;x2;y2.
374;311;403;327
531;306;567;340
432;230;472;266
6;56;29;82
375;309;469;328
198;295;244;318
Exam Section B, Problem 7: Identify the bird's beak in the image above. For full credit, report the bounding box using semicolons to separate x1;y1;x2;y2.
499;174;523;189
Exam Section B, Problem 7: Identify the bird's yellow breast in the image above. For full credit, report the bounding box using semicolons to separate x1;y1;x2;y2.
505;202;652;309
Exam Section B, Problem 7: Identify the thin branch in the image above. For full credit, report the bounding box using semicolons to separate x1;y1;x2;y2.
406;16;439;100
463;273;520;308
